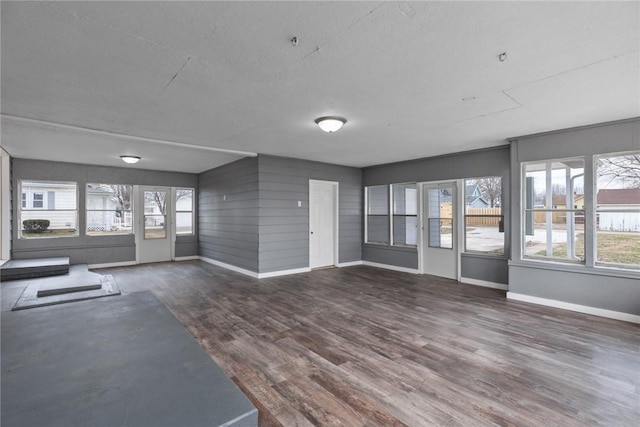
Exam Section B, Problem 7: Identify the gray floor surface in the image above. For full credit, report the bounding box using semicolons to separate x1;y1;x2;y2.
1;290;258;427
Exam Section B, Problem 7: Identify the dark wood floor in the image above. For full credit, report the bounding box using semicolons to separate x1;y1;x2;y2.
90;261;639;426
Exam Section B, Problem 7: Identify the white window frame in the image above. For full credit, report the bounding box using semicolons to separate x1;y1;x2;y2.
391;183;418;247
175;187;195;236
86;183;134;236
19;180;78;239
364;185;390;245
463;177;504;256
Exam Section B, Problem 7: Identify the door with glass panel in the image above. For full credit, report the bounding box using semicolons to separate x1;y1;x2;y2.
421;182;458;279
136;186;172;263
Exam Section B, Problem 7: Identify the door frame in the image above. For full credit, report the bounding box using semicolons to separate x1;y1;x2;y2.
308;179;339;269
417;179;463;280
134;185;175;264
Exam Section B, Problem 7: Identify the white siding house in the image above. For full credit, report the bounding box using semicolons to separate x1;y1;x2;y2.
21;181;77;231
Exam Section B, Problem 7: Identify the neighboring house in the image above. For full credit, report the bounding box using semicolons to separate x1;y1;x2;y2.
21;181;76;230
597;188;640;232
465;183;489;208
86;185;131;232
550;194;585;209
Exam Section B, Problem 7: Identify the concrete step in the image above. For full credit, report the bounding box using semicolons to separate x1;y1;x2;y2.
37;265;102;297
0;257;70;282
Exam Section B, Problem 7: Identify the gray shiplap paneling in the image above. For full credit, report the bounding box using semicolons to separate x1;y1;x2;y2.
198;157;259;272
258;155;362;273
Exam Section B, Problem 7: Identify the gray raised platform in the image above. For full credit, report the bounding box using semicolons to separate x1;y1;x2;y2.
36;265;102;297
1;257;70;282
1;291;258;427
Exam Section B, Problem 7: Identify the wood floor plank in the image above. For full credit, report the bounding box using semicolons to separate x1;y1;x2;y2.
94;261;640;426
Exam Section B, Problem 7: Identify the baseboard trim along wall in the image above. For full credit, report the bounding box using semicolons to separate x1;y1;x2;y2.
460;277;509;291
337;261;363;268
88;261;137;269
175;256;199;262
362;261;419;275
507;292;640;324
199;257;259;278
258;267;311;279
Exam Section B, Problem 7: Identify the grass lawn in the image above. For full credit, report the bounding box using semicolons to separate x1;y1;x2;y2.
21;229;77;238
537;232;640;266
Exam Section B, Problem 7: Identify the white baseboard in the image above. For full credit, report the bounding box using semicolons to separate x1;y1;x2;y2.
88;261;137;269
461;277;508;291
258;267;310;279
507;292;640;324
199;257;259;278
337;261;363;268
362;261;419;274
174;256;199;262
199;257;312;279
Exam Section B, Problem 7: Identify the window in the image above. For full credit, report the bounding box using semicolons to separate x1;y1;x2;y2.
522;159;585;262
392;183;417;246
595;152;640;268
20;180;78;238
86;184;133;236
366;186;389;244
426;187;453;249
176;188;194;235
464;177;504;254
32;193;44;208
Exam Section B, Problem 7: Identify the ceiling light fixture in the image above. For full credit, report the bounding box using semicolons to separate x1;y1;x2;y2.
315;116;346;133
120;155;141;164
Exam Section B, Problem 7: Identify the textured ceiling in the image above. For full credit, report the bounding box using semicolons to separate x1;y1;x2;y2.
1;1;638;173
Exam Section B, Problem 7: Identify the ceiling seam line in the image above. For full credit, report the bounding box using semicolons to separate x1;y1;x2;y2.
0;115;258;158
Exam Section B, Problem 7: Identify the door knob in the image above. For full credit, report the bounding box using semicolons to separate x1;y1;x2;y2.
310;231;314;234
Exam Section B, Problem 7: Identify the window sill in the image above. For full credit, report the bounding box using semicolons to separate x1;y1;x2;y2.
462;252;508;260
363;243;417;253
509;259;640;280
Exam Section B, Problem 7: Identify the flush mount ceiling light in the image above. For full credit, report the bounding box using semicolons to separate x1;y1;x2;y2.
315;116;346;133
120;155;141;164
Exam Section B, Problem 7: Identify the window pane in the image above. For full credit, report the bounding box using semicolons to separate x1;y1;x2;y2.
392;183;417;246
86;184;133;236
524;211;585;261
176;212;193;235
366;186;389;244
367;186;388;215
523;159;584;263
367;215;390;244
596;152;640;267
429;218;452;249
465;217;504;254
393;216;417;246
145;215;166;239
465;177;503;254
176;188;194;235
20;180;77;238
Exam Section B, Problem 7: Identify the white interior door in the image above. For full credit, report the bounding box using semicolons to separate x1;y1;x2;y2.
309;180;338;269
136;186;173;264
421;182;458;279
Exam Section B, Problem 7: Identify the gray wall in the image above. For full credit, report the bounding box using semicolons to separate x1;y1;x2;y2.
198;157;259;272
510;119;640;315
362;146;510;283
258;155;362;273
197;155;362;274
12;159;198;264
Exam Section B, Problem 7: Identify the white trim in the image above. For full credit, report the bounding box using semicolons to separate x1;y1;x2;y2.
362;261;419;274
0;149;10;262
1;114;258;158
258;267;311;279
507;292;640;324
88;261;137;269
199;256;259;278
460;277;509;291
175;256;199;261
337;261;363;268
